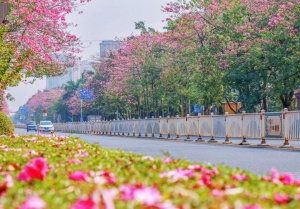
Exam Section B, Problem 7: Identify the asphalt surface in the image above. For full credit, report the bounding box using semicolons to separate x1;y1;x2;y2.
16;128;300;178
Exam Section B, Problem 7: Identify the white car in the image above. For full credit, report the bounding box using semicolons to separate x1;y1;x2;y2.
38;121;54;132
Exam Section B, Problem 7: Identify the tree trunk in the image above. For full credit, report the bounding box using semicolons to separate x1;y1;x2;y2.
280;91;294;110
262;97;268;112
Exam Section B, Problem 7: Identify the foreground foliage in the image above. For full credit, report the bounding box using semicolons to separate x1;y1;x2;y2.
0;134;300;209
0;112;14;135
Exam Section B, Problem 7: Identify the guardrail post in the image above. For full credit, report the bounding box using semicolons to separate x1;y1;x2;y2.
151;116;155;138
137;118;142;138
208;113;217;143
184;114;192;141
240;111;250;145
175;115;181;140
144;117;148;137
223;112;232;144
281;108;293;148
258;109;269;146
195;113;205;142
158;116;163;139
167;116;171;140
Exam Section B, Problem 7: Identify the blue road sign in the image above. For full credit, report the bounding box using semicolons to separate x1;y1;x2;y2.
80;89;94;101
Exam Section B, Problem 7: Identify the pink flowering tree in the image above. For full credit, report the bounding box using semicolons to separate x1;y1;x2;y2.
0;0;91;111
25;89;65;121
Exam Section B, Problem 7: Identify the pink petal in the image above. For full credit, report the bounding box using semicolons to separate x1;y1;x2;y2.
18;196;46;209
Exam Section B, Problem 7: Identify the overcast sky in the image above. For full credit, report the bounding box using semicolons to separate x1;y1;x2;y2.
7;0;169;113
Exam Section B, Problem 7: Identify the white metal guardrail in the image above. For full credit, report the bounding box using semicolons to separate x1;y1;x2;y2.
15;108;300;147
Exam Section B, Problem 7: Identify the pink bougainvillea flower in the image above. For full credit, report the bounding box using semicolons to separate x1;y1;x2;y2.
98;189;118;209
0;145;8;149
162;157;173;164
120;185;161;205
134;187;161;205
274;193;290;204
18;196;46;209
18;157;48;182
280;173;294;185
160;168;194;181
69;159;82;164
120;184;135;201
243;204;262;209
26;150;39;156
231;174;249;181
199;172;212;186
294;194;300;200
23;137;38;142
11;133;19;138
70;197;97;209
69;171;88;182
211;189;224;197
187;164;204;171
58;135;68;140
0;173;14;196
271;168;280;184
262;175;270;181
100;171;117;184
81;152;89;157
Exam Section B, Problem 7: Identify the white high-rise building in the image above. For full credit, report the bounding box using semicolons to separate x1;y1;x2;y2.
46;60;94;89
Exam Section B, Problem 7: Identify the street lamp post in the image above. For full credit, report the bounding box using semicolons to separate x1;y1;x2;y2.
80;99;83;122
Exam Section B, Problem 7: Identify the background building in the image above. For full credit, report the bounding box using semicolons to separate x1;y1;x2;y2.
99;40;122;58
46;60;93;89
0;2;10;23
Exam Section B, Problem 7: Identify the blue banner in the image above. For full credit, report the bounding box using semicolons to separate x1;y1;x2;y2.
80;89;94;101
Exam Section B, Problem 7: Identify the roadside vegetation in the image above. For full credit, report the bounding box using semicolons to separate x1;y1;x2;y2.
1;134;300;208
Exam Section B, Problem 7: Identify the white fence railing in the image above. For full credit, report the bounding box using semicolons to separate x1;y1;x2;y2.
16;109;300;146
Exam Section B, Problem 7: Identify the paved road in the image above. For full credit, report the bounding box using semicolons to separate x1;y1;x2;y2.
16;128;300;177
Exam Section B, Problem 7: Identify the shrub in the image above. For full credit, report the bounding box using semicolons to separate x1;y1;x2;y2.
0;111;14;135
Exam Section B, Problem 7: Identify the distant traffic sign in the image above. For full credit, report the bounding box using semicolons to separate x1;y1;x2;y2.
80;89;94;101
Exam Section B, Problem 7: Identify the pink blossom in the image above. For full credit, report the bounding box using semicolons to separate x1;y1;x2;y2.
199;173;211;186
274;193;290;204
271;168;280;184
24;149;38;156
18;157;48;182
69;159;82;164
69;171;88;182
81;152;89;157
59;136;68;140
11;133;19;138
0;173;13;196
280;173;294;185
211;189;224;197
187;164;204;171
134;187;161;205
18;196;46;209
23;137;38;142
70;197;97;209
160;168;194;181
231;174;249;181
243;205;262;209
120;185;161;205
162;157;173;164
